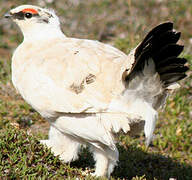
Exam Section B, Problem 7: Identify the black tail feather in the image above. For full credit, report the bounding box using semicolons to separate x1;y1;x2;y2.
130;22;188;87
158;65;189;75
154;44;184;62
156;57;187;68
161;73;187;86
143;31;181;56
135;22;173;59
156;31;181;47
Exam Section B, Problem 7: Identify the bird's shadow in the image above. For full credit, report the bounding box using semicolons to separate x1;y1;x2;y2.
71;144;192;180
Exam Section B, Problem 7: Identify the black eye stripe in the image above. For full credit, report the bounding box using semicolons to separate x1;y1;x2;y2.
12;11;39;20
12;11;25;20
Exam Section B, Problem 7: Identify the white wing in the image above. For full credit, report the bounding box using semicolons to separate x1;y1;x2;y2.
12;38;135;116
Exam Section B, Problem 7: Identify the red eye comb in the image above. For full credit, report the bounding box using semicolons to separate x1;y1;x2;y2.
22;8;38;14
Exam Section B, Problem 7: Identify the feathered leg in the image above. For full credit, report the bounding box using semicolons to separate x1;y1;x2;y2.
40;125;80;162
91;145;118;178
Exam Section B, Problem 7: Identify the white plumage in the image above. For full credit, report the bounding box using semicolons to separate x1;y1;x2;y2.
6;5;188;178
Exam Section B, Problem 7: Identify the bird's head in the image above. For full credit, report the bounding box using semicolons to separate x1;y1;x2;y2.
5;5;64;41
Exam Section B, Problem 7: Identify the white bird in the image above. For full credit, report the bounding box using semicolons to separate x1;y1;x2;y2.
5;5;188;178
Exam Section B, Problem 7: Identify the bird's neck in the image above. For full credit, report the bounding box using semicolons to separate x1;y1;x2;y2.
22;24;66;42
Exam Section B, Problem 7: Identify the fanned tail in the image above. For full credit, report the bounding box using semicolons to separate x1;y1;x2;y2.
124;22;189;145
128;22;189;87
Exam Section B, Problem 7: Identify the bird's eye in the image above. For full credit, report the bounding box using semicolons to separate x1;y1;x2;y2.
25;13;32;19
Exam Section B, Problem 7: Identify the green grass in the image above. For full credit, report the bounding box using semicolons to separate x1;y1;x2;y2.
0;0;192;179
0;125;191;180
0;125;84;179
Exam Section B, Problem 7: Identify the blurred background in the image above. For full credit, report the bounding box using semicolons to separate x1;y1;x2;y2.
0;0;191;179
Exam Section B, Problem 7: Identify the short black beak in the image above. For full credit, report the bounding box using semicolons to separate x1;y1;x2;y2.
4;12;12;18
